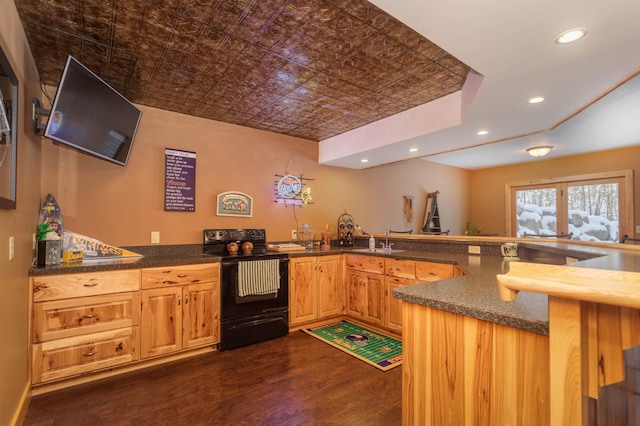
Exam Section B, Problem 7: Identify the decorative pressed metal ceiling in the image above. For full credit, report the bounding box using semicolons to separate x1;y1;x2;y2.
15;0;471;141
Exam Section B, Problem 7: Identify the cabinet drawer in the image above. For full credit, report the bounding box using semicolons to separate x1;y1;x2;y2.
33;292;140;343
385;258;416;279
344;255;384;274
33;270;140;302
32;327;139;384
141;263;219;289
415;262;455;282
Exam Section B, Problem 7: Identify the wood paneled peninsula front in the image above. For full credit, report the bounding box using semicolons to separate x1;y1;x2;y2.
388;237;640;426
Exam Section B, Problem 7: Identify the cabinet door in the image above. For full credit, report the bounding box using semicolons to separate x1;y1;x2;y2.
385;276;416;333
183;283;219;349
364;273;384;325
141;287;182;358
289;257;318;325
346;270;366;319
317;255;344;319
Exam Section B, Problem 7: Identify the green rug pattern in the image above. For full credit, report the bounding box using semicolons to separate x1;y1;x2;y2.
303;320;402;371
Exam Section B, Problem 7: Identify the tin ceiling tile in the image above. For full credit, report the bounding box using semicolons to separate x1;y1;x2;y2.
16;0;472;141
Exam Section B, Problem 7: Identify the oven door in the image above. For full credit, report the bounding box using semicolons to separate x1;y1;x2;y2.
220;257;289;320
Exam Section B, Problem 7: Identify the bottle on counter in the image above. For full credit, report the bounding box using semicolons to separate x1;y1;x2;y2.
369;234;376;250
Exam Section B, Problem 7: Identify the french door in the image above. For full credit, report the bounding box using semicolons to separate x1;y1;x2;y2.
507;171;633;242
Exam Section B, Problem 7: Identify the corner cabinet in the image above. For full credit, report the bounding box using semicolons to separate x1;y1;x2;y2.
140;263;220;359
30;270;141;384
289;255;343;326
345;254;461;333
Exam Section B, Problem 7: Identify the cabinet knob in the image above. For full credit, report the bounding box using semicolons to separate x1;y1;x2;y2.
177;274;188;278
83;351;97;357
83;314;97;319
429;272;438;276
177;296;181;305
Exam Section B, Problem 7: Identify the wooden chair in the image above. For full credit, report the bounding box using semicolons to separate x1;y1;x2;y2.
620;234;640;244
523;232;573;239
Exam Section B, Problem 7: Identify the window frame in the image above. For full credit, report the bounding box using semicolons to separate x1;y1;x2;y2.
505;170;634;240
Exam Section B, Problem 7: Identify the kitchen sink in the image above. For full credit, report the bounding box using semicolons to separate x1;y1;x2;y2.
351;248;405;254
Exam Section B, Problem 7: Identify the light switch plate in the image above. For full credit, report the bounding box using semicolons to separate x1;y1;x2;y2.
151;231;160;244
636;225;640;234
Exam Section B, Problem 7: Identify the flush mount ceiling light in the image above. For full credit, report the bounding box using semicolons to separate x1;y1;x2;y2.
527;146;553;157
360;158;369;163
477;130;489;136
527;96;545;104
555;28;588;44
409;148;418;152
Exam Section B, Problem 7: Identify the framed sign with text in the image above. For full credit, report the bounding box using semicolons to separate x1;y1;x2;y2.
216;191;253;217
164;148;196;211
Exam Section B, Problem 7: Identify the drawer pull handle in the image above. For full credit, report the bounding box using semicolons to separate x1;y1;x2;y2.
83;351;97;357
83;283;99;287
429;272;438;275
177;274;188;278
178;296;181;305
83;314;97;319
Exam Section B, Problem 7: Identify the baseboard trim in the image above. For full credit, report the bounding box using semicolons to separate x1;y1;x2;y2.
10;380;31;426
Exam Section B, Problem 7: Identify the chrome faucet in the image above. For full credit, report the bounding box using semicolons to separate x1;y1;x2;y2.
380;231;393;254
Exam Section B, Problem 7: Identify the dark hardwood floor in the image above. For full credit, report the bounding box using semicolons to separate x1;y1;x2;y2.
24;330;402;425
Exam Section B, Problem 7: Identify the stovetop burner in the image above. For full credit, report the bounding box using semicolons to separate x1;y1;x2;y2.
203;228;286;260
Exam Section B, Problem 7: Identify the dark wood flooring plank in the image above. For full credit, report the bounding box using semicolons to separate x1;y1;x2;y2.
24;331;401;426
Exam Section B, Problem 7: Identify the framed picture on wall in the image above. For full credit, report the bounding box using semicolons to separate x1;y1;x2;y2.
216;191;253;217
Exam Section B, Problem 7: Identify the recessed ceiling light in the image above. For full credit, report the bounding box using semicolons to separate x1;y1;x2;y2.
527;146;553;157
527;96;545;104
477;130;488;136
409;148;418;152
361;158;369;163
555;28;588;44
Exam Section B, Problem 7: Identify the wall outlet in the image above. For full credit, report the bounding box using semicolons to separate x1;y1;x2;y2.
151;231;160;244
9;236;14;261
291;230;298;239
636;225;640;234
468;245;481;255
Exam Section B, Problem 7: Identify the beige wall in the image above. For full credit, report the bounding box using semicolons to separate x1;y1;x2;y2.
0;0;44;424
40;105;471;245
469;145;640;236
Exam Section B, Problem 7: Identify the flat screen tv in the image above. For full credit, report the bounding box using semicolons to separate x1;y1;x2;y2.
44;56;142;166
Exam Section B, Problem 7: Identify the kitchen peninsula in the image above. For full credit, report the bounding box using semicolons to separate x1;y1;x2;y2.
391;237;640;426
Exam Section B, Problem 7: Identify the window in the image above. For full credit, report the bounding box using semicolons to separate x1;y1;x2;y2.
506;171;634;242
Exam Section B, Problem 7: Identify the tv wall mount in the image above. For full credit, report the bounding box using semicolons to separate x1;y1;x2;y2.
32;98;50;134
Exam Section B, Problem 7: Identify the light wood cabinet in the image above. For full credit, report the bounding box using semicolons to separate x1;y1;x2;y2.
346;254;460;332
345;269;384;325
289;255;343;326
30;270;141;384
415;261;457;282
385;275;417;333
140;264;219;359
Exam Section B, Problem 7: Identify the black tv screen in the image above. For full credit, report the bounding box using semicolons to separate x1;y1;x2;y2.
44;56;142;166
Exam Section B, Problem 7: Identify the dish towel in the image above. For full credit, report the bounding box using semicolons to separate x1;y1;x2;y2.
238;259;281;297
